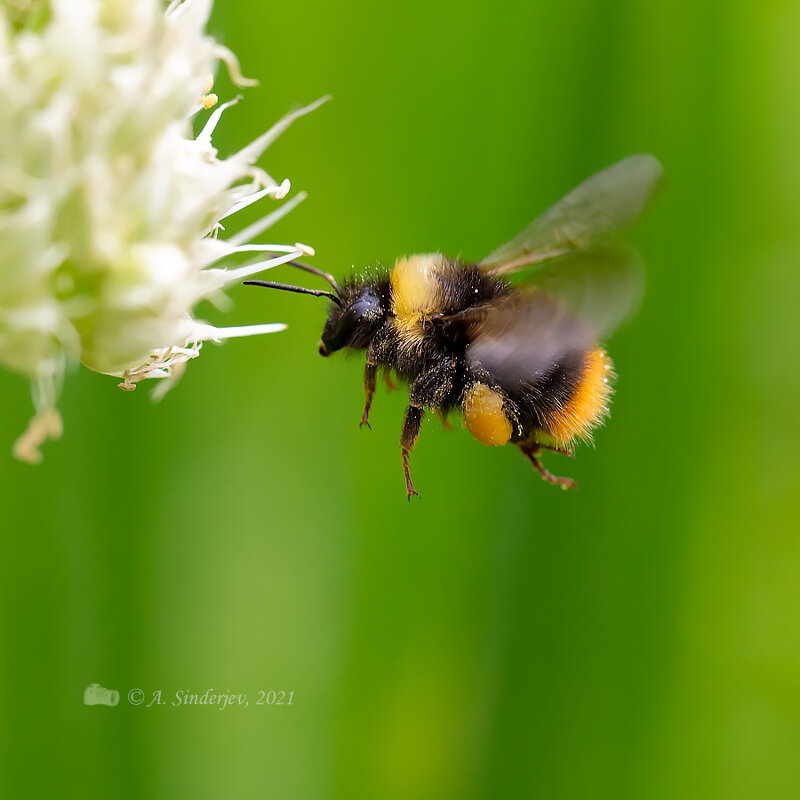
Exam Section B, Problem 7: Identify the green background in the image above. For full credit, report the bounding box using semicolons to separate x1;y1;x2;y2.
2;0;800;797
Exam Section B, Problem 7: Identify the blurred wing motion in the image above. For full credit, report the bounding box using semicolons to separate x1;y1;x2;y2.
465;245;642;383
457;154;662;384
479;153;664;276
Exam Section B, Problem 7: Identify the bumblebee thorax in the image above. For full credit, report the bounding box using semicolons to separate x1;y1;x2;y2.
390;253;447;326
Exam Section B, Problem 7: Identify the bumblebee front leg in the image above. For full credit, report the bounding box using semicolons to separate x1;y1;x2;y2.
400;405;423;500
518;443;577;490
360;362;377;429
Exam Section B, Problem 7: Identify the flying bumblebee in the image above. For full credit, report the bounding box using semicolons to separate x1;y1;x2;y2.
246;154;663;498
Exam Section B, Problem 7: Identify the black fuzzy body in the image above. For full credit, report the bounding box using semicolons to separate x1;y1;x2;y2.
323;259;591;441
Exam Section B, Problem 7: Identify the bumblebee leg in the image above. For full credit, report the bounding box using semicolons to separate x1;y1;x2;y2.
399;360;456;498
360;362;377;429
384;368;397;392
519;443;577;490
400;405;423;500
538;442;575;458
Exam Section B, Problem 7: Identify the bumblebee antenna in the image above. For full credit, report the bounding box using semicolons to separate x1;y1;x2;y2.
285;260;341;294
243;279;343;307
249;251;341;293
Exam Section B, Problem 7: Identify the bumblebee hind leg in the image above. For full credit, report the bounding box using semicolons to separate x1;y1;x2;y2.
518;443;577;490
537;441;575;458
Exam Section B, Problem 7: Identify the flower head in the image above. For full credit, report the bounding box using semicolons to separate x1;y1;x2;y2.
0;0;325;461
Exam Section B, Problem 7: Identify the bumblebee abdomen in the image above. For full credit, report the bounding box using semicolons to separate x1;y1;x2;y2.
538;348;614;446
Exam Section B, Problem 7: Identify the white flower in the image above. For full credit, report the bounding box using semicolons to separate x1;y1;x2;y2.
0;0;327;462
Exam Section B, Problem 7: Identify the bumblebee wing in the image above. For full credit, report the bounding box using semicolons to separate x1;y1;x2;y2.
461;245;642;383
528;243;643;341
479;154;664;276
463;293;588;386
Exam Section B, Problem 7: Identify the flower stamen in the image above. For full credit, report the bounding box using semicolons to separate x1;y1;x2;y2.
0;0;328;460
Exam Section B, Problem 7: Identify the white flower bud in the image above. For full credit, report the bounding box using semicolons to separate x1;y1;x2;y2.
0;0;327;461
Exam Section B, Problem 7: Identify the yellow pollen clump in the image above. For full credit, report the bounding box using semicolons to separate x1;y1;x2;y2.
464;383;512;446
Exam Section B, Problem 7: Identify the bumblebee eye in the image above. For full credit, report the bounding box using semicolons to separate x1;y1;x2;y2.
322;287;382;353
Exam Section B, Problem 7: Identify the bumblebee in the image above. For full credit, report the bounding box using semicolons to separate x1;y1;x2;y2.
246;154;663;497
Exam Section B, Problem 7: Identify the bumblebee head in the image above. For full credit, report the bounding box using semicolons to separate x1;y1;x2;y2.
244;260;384;356
319;285;383;356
